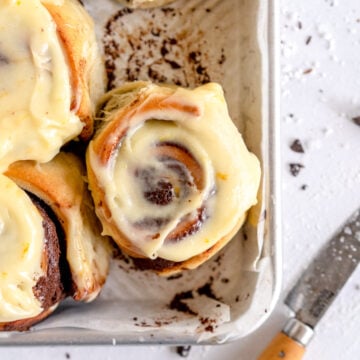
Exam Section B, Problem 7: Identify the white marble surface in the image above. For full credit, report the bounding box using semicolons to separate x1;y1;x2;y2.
1;0;360;359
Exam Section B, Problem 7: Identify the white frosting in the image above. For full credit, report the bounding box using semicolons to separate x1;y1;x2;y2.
89;83;261;262
0;0;83;172
0;174;44;322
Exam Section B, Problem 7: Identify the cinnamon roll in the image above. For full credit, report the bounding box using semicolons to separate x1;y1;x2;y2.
0;174;64;331
5;152;111;303
86;81;261;275
116;0;175;9
0;0;104;171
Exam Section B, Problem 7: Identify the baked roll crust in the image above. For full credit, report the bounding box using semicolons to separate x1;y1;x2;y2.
43;0;105;140
0;175;64;331
6;152;111;302
0;0;104;171
87;81;261;275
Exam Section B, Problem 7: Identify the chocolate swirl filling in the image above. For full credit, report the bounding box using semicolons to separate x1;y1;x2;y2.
130;140;210;246
28;193;72;301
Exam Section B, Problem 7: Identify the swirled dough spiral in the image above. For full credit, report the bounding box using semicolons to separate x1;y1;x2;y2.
0;0;104;172
87;82;261;275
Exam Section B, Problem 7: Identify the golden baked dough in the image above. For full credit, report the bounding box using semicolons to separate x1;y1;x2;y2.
0;174;64;330
43;0;105;139
6;152;111;302
87;81;261;275
0;0;104;171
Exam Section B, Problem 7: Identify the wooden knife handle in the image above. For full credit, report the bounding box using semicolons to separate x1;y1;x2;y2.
257;332;305;360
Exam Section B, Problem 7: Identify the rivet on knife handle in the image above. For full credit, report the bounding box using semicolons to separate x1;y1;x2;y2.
257;334;304;359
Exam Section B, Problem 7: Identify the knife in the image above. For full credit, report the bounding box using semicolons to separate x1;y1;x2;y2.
258;208;360;360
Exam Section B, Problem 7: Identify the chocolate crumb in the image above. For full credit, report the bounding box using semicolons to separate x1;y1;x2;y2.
204;324;214;332
199;317;217;332
151;28;161;37
290;139;305;153
65;354;71;360
197;282;220;301
176;346;192;357
196;64;206;75
301;184;308;190
289;163;304;177
169;291;197;315
305;35;312;45
214;254;223;265
218;48;226;65
303;68;313;74
165;59;182;69
160;43;169;56
136;320;153;328
297;21;303;29
221;278;229;284
133;317;138;321
352;116;360;126
167;273;183;280
235;295;240;302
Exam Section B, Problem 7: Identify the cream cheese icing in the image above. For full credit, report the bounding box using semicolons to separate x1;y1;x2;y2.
0;174;44;322
0;0;83;172
88;82;261;262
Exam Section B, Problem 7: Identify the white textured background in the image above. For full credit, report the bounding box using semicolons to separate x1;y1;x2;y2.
1;0;360;358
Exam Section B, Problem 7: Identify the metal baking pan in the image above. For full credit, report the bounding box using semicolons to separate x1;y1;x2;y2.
0;0;280;345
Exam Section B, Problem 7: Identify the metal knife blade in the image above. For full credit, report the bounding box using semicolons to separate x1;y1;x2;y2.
285;208;360;329
257;209;360;360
